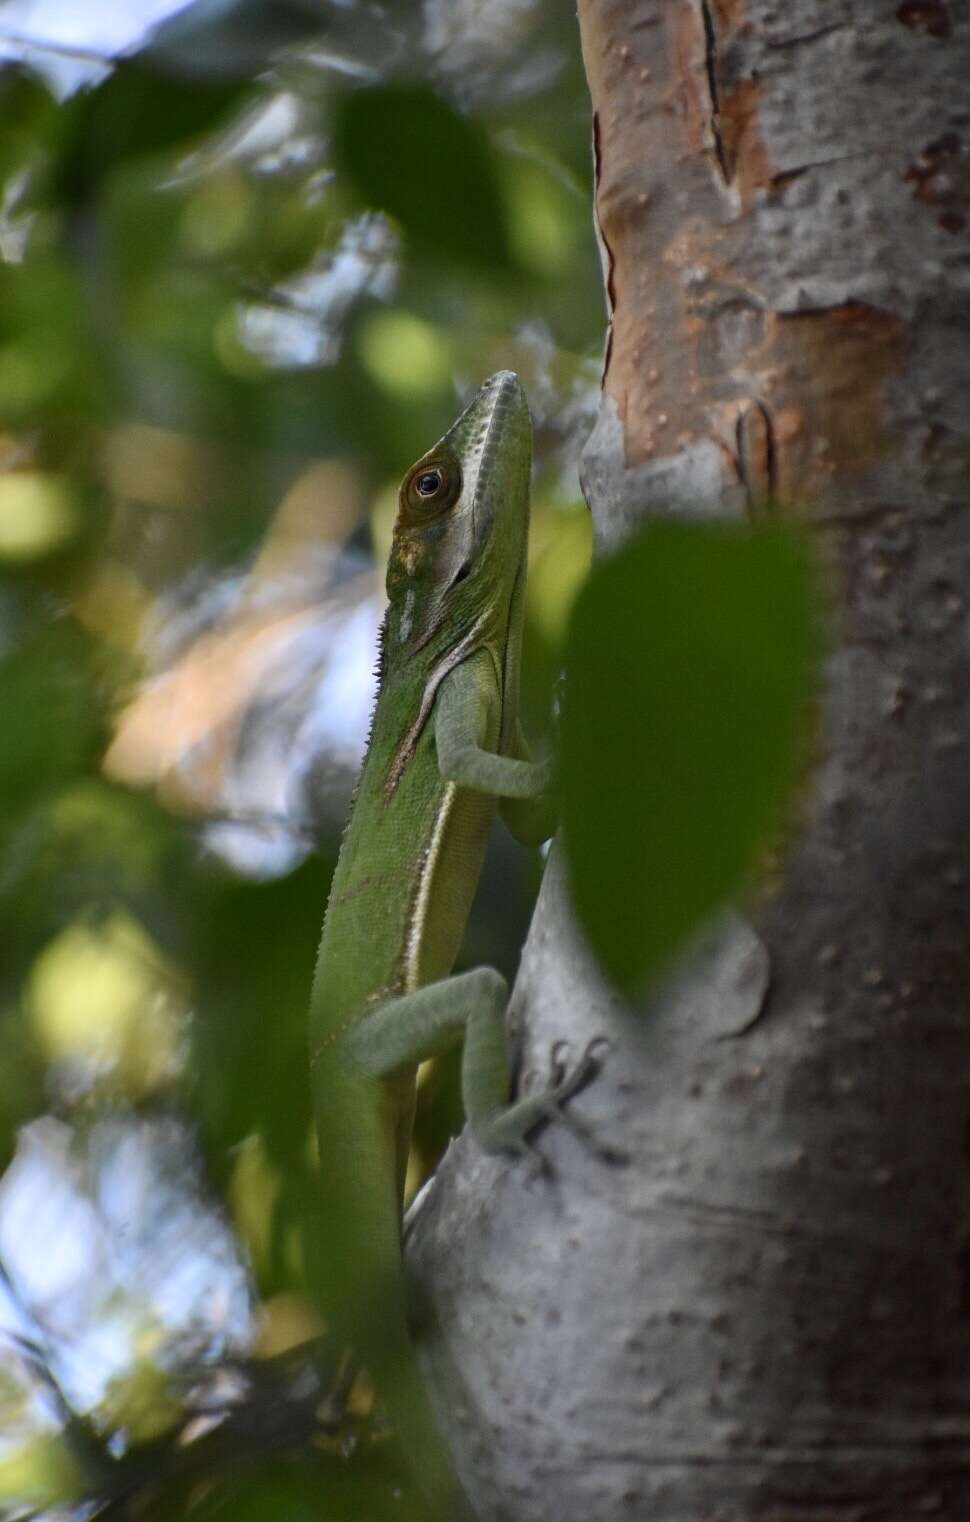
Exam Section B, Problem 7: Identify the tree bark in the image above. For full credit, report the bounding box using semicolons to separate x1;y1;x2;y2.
409;3;970;1518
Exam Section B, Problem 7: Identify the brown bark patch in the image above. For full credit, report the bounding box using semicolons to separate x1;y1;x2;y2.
581;1;721;454
903;132;969;236
896;0;951;39
718;77;776;205
707;0;747;25
692;0;775;201
762;304;905;500
672;1;714;163
579;0;908;496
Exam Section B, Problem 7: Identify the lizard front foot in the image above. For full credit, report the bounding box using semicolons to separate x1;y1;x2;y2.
473;1036;618;1162
529;1038;627;1165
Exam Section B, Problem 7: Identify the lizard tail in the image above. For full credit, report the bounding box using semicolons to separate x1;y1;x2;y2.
377;1291;477;1522
309;1085;475;1519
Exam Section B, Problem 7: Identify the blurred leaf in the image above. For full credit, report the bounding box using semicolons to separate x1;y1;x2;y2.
0;65;56;131
0;1430;84;1510
103;158;187;290
0;620;103;827
0;66;59;192
357;307;451;398
189;855;331;1183
149;0;333;79
527;502;592;645
55;59;252;208
561;520;818;996
193;1453;411;1522
0;781;184;1000
0;1007;45;1171
0;255;104;424
230;1132;281;1277
0;471;80;562
100;1347;182;1443
0;8;607;1513
504;155;576;277
253;1290;323;1358
27;909;185;1098
332;84;516;275
181;169;254;258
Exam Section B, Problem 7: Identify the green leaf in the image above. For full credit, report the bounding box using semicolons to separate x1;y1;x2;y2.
0;255;104;424
0;620;104;823
0;67;59;192
331;84;516;275
188;855;332;1181
561;519;818;997
191;1453;411;1522
55;60;250;208
147;0;332;80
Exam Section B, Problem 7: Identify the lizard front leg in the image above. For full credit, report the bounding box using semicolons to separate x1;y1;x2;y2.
343;968;600;1154
434;653;556;847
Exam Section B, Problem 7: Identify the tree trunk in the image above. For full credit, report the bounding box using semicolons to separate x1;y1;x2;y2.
408;3;970;1518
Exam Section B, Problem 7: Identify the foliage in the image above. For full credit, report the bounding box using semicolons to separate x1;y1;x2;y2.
561;520;819;996
0;1;598;1517
332;83;516;276
0;2;820;1515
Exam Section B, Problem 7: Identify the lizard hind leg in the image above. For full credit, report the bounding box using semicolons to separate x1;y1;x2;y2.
344;969;611;1158
483;1035;616;1159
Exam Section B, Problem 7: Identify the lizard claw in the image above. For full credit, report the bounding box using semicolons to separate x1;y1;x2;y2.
546;1036;610;1106
532;1037;627;1164
481;1038;621;1164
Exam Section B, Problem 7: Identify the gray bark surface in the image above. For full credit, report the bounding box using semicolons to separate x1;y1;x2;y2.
408;3;970;1518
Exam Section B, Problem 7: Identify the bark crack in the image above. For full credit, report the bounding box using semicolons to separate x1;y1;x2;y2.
765;22;850;50
591;110;616;376
768;150;873;190
699;0;731;184
736;399;777;511
776;298;894;320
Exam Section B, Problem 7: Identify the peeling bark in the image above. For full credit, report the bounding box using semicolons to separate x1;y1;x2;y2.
408;3;970;1519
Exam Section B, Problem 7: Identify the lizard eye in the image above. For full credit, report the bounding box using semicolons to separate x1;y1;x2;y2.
401;455;461;522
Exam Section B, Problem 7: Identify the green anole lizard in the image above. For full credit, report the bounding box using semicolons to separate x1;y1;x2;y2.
309;372;597;1518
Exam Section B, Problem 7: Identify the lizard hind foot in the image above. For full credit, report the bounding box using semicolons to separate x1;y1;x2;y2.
544;1035;610;1104
518;1036;625;1166
472;1037;616;1160
541;1037;629;1165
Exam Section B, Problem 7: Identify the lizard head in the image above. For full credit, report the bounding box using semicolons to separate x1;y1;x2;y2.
384;370;532;659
